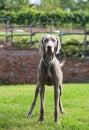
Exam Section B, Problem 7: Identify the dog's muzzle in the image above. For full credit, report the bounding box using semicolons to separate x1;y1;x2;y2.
47;45;52;51
46;45;53;55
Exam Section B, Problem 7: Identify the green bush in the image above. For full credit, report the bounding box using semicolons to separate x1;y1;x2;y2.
13;37;30;48
63;45;78;57
0;9;88;27
63;38;83;57
86;46;89;56
64;38;80;46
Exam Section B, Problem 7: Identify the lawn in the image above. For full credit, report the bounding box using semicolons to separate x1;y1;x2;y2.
0;84;89;130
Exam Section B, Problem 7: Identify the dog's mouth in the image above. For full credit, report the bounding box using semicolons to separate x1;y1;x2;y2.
47;50;52;55
47;47;53;55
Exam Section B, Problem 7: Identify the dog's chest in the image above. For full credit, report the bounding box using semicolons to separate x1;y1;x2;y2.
44;66;53;86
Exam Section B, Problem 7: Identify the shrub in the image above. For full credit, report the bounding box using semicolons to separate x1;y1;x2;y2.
64;38;80;46
13;37;30;48
0;9;88;27
63;38;83;57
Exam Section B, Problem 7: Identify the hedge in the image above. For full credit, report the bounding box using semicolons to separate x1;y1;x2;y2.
0;9;89;27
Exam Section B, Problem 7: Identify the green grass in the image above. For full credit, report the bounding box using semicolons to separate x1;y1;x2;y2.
62;34;85;43
0;84;89;130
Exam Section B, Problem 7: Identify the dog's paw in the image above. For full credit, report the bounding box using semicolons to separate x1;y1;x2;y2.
60;109;67;114
54;119;60;124
38;117;44;124
26;113;32;118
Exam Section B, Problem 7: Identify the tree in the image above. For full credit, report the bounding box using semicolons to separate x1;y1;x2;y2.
60;0;77;11
40;0;89;11
40;0;61;10
74;0;89;11
0;0;6;10
5;0;30;11
40;0;77;11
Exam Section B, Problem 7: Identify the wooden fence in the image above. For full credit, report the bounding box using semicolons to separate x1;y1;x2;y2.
0;17;89;57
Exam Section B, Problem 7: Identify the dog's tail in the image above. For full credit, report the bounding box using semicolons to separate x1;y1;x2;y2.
60;54;66;67
60;59;65;67
56;52;66;67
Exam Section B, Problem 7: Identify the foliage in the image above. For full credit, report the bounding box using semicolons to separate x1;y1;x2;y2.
85;46;89;55
40;0;89;12
0;9;89;28
1;0;89;12
0;0;30;11
40;0;89;11
13;37;30;48
0;0;6;10
0;0;89;28
62;38;85;57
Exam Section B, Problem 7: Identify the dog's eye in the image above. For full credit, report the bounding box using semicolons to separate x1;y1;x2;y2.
51;38;56;43
44;38;49;43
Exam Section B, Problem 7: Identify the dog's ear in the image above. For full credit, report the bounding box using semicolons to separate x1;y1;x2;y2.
56;37;61;54
38;36;45;56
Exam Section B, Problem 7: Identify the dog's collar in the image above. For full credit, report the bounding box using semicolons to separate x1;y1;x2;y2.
42;57;55;65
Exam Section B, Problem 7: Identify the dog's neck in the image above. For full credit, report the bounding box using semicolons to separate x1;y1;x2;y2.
42;53;55;65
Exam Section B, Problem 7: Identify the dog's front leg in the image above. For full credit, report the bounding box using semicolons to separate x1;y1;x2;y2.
59;85;66;114
38;85;45;123
54;86;60;124
27;82;40;117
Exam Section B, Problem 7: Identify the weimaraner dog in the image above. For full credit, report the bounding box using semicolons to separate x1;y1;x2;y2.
27;35;66;124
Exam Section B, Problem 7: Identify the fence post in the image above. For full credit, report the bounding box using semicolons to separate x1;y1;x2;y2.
60;30;62;44
11;24;14;47
84;28;87;57
6;16;9;44
50;20;54;34
30;23;33;47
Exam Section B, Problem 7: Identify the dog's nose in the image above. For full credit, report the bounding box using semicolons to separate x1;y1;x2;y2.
47;46;52;51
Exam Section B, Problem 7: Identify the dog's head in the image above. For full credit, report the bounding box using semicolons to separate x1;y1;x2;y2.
39;35;61;56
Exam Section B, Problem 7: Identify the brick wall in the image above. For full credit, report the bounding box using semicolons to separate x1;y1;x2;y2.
0;49;89;84
63;58;89;83
0;49;40;84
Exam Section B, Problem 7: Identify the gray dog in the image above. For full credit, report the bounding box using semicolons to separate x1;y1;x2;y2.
27;35;66;124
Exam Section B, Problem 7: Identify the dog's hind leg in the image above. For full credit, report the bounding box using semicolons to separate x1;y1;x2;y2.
27;82;40;117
